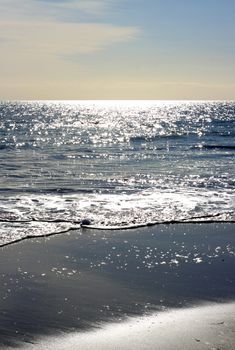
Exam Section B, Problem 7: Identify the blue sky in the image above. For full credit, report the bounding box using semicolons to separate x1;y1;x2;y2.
0;0;235;99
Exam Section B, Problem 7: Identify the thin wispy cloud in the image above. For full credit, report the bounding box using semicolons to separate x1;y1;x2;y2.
0;0;116;22
0;0;140;55
0;0;142;98
0;20;140;55
39;0;114;16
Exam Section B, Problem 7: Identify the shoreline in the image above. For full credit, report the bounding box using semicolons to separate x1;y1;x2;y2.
0;223;235;348
1;211;234;248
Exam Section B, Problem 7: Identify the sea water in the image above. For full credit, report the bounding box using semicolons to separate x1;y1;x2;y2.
0;100;234;245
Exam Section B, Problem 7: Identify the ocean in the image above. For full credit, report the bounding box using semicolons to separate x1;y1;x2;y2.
0;100;234;246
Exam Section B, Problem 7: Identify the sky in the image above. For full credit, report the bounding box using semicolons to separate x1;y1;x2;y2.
0;0;235;100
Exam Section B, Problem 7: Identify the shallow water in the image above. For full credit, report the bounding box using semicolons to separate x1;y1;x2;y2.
0;101;234;245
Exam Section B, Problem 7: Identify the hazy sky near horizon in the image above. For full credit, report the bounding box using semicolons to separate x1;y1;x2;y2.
1;0;235;100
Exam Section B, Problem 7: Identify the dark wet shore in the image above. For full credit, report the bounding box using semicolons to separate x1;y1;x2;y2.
0;223;235;349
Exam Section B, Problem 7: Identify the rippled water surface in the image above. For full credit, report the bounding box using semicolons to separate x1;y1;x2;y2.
0;100;234;245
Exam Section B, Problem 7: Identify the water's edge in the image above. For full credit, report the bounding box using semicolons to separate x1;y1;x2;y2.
1;213;234;248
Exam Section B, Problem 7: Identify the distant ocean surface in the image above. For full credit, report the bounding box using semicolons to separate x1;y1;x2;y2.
0;100;234;246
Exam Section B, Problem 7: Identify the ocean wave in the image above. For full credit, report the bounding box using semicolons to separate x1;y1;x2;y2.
0;212;234;248
0;187;234;246
193;144;235;150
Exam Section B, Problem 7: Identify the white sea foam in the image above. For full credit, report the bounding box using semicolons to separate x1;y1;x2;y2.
0;187;234;245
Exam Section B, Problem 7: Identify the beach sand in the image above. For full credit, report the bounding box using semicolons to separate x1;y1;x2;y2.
22;302;235;350
0;223;235;349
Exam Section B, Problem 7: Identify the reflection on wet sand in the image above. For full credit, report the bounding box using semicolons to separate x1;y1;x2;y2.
0;223;235;348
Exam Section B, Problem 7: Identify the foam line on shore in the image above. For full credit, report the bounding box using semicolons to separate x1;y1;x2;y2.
0;211;234;248
0;225;80;248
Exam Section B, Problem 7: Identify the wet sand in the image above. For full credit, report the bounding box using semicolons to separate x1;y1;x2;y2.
0;223;235;349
